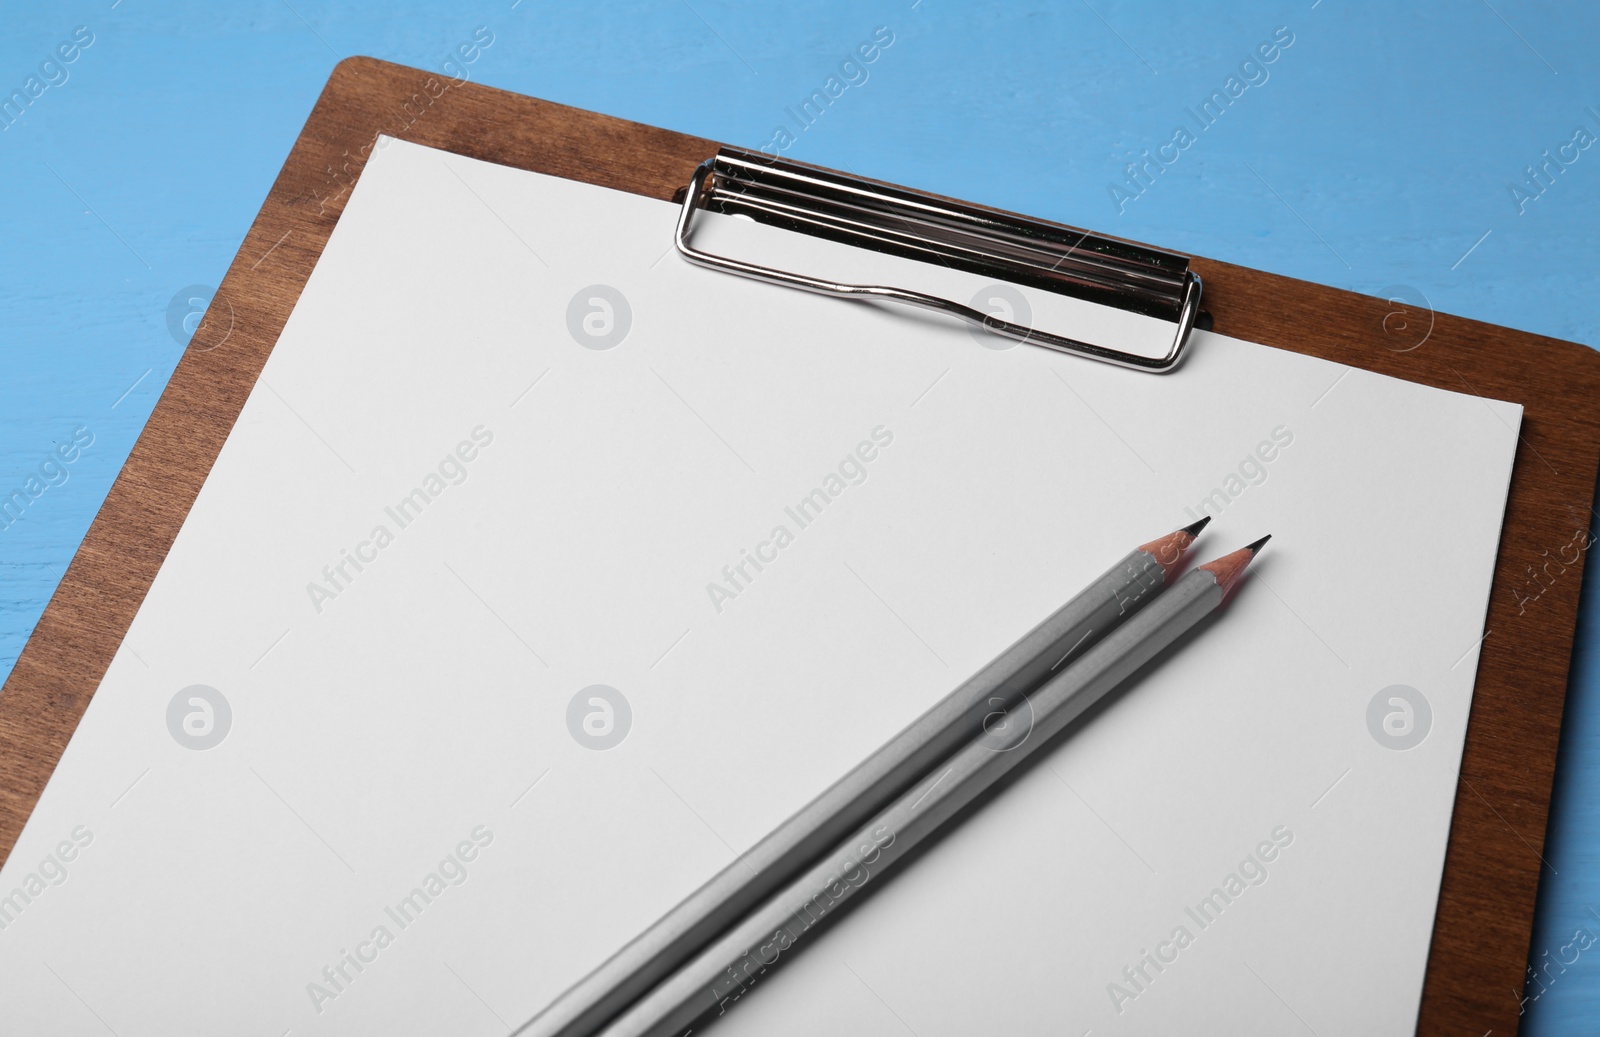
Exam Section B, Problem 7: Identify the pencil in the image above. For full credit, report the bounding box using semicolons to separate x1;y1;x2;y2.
589;536;1269;1037
517;519;1211;1037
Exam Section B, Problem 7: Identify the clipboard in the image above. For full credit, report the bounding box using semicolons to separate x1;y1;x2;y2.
2;57;1596;1036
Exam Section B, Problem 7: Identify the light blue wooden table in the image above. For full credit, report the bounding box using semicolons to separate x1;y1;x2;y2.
1;1;1595;1030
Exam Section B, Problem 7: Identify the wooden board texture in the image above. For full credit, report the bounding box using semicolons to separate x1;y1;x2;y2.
3;57;1597;1036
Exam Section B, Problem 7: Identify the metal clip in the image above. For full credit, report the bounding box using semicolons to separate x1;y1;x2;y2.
675;148;1203;372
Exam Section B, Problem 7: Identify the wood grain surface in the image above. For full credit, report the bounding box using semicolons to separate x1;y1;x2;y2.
3;57;1596;1036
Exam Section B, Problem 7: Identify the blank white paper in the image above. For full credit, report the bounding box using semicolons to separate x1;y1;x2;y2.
0;138;1521;1036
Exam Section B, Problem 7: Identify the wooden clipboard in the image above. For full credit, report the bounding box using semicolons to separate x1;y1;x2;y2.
4;58;1597;1035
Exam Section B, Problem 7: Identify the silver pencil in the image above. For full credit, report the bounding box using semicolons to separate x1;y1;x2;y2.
516;519;1211;1037
594;536;1268;1037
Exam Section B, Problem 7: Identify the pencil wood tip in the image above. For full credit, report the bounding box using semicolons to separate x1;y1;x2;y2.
1197;538;1268;594
1140;519;1208;582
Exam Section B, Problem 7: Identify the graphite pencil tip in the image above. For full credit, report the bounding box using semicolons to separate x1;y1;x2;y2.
1140;518;1210;582
1198;537;1269;594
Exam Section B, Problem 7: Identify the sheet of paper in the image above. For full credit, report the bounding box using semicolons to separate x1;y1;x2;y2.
0;138;1520;1036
